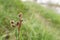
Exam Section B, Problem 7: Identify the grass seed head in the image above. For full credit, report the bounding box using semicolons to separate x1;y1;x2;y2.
19;12;22;17
10;20;15;24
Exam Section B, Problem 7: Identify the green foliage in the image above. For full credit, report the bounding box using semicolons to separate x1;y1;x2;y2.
0;0;60;40
24;2;60;24
0;0;26;36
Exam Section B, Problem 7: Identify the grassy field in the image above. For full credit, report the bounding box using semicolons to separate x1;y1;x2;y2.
0;0;60;40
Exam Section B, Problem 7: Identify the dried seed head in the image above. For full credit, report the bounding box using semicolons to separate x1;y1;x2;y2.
19;12;22;17
16;22;20;26
11;24;15;27
10;20;15;27
5;35;10;39
10;20;14;24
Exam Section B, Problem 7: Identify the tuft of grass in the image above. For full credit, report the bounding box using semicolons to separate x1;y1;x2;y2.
0;0;26;38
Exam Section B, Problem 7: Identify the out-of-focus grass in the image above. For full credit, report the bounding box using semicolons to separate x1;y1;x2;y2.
0;0;60;40
24;2;60;23
20;2;60;40
23;2;60;29
0;0;26;37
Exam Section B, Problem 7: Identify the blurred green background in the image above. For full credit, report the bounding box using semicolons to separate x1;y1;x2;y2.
0;0;60;40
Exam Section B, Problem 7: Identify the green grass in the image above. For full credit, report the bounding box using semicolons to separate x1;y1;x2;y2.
0;0;25;38
0;0;60;40
24;2;60;24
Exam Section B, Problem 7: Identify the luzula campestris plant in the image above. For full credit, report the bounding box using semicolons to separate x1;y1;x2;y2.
15;12;23;40
5;12;23;40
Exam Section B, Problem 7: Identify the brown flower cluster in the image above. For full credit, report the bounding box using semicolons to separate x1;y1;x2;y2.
10;12;23;32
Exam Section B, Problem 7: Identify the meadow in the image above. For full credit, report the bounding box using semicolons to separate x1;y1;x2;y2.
0;0;60;40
